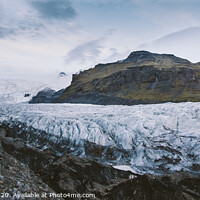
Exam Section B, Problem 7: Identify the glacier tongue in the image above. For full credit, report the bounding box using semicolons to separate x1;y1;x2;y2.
0;102;199;174
0;75;72;104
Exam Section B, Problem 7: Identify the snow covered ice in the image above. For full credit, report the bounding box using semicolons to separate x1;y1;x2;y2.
0;74;72;103
0;100;199;174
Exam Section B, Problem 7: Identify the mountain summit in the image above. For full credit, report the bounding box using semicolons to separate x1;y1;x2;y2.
123;51;191;65
31;51;200;105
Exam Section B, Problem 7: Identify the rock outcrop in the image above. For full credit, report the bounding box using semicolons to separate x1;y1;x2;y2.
29;88;64;103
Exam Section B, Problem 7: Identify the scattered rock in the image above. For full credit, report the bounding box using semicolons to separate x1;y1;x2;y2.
24;94;31;97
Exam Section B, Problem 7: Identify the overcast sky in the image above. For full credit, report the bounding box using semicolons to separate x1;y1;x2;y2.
1;0;200;79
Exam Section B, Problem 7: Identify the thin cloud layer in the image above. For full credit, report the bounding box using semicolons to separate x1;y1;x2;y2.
0;27;14;39
65;38;123;71
0;0;77;40
31;0;77;20
138;26;200;62
65;38;104;65
153;26;200;44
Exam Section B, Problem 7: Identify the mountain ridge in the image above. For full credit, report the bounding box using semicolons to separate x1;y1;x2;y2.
31;50;200;105
123;50;191;65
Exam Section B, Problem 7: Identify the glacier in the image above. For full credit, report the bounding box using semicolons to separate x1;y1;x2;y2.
0;74;72;103
0;102;199;174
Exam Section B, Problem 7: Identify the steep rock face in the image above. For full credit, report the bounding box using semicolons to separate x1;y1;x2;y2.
55;51;200;105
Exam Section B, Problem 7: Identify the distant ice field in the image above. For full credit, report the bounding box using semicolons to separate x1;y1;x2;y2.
0;74;72;103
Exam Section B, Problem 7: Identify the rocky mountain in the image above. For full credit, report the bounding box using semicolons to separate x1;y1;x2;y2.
40;50;200;105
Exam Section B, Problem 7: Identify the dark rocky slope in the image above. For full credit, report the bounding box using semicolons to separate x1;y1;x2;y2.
0;129;61;200
31;51;200;105
29;88;64;104
1;128;200;200
103;172;200;200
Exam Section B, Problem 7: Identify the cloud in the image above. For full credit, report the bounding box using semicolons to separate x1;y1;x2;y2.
0;27;15;39
152;26;200;44
139;26;200;48
65;38;104;66
0;0;77;40
0;1;44;39
0;22;45;40
104;28;117;36
31;0;77;20
138;26;200;62
64;37;126;72
2;0;200;78
106;48;121;61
